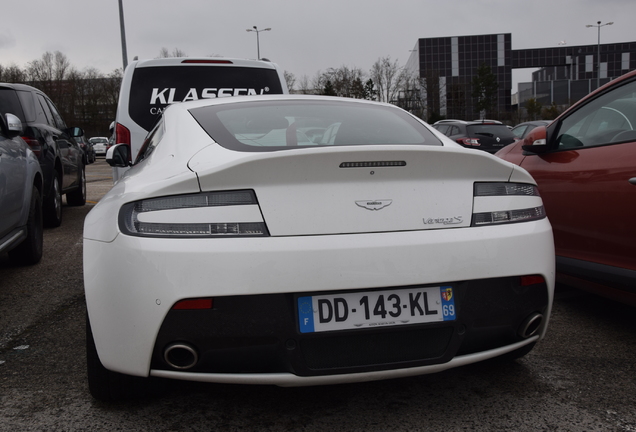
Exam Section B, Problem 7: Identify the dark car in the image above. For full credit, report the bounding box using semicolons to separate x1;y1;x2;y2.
510;120;551;141
0;112;43;264
497;69;636;306
0;83;86;227
76;135;96;164
432;119;516;153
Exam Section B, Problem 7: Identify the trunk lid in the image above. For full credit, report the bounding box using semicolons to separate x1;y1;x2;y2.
189;145;514;236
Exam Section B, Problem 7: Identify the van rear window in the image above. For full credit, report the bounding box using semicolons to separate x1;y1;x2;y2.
129;66;284;131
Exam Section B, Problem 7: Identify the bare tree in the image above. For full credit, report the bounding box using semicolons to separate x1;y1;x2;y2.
284;70;296;92
172;48;187;57
297;74;313;94
324;66;365;98
0;63;26;82
158;47;188;58
104;69;123;109
369;56;405;103
310;66;371;98
311;71;326;94
26;52;53;84
53;51;71;81
24;51;78;120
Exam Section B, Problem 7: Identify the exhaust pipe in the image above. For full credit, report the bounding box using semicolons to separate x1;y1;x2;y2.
164;343;199;370
518;313;543;338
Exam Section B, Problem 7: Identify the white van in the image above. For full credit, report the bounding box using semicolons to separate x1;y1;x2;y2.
112;57;288;181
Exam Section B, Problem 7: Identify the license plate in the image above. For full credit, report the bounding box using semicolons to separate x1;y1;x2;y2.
297;286;456;334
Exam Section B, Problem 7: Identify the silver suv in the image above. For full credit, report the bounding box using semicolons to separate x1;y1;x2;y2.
0;112;43;264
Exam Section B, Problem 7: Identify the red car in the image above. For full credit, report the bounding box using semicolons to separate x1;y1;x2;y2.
497;69;636;305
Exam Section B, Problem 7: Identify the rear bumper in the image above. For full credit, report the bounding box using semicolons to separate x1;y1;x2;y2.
149;276;548;379
84;218;554;379
150;337;539;387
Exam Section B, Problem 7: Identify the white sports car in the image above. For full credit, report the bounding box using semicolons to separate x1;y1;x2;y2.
84;95;554;401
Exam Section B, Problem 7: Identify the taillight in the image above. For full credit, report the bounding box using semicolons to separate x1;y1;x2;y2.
118;190;269;238
521;275;546;286
472;182;547;226
172;298;214;310
22;136;42;158
457;137;480;146
181;59;233;64
115;122;132;161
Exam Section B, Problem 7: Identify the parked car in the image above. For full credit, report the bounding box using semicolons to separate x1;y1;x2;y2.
76;135;95;164
0;83;86;227
89;137;109;156
0;112;43;264
84;95;555;401
510;120;551;141
472;119;503;124
111;57;289;181
432;119;516;153
497;69;636;305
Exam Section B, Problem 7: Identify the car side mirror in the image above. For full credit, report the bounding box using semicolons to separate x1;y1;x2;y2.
106;144;131;167
5;113;23;137
522;126;549;154
68;127;84;138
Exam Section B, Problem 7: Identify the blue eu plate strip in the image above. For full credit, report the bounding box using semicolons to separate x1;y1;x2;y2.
298;296;314;333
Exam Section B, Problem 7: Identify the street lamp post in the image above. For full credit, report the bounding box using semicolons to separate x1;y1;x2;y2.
118;0;128;70
586;21;613;89
246;26;271;60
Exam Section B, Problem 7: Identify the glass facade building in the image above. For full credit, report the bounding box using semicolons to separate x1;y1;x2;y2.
406;34;636;120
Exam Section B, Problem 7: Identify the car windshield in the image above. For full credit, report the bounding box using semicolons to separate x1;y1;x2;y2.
189;100;441;152
91;138;108;144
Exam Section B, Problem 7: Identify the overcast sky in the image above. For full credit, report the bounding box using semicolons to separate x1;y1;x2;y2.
2;0;635;91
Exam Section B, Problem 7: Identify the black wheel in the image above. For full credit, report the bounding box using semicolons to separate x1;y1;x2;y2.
8;186;43;265
67;165;86;206
86;314;162;401
43;170;62;227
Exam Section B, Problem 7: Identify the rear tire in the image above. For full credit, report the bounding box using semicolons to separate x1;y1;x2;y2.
8;187;43;265
66;165;86;206
86;314;162;401
43;171;62;227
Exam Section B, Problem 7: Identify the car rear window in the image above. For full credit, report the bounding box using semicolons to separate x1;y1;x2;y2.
466;124;515;139
189;100;442;152
129;65;284;132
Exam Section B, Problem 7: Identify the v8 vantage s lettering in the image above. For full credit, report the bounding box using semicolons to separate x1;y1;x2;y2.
85;95;555;401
